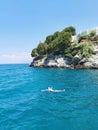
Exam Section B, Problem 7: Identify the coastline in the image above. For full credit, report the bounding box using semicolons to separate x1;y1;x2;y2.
30;52;98;69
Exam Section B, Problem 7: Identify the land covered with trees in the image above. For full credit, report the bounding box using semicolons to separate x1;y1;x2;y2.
30;26;98;68
31;26;95;59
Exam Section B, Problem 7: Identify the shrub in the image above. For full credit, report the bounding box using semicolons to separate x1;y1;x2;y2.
89;30;96;37
77;42;94;58
78;34;89;43
64;53;73;58
64;42;94;59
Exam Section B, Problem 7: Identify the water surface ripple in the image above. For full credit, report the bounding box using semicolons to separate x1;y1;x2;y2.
0;64;98;130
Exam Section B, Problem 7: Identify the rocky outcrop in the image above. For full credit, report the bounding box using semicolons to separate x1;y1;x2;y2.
30;55;72;68
30;45;98;69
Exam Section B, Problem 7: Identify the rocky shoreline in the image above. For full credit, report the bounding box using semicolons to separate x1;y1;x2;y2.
30;48;98;69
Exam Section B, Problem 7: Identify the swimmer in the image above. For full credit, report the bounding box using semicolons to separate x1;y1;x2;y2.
41;87;65;92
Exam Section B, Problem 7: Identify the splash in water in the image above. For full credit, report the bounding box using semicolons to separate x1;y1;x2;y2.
41;87;65;93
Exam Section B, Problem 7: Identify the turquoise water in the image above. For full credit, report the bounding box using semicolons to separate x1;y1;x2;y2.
0;64;98;130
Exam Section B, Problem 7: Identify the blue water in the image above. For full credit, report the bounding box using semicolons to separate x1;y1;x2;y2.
0;64;98;130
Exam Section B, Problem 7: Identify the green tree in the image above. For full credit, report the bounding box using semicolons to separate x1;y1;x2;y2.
62;26;76;36
47;32;72;54
31;48;37;57
57;32;72;51
47;38;58;54
45;35;53;44
37;42;48;55
53;31;60;39
45;31;60;44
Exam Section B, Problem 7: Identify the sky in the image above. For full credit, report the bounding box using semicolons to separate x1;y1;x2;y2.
0;0;98;64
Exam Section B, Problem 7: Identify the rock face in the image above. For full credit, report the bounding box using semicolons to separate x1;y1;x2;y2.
30;55;72;68
30;45;98;69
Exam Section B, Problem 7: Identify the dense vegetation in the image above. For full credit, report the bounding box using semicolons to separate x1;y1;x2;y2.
31;26;94;59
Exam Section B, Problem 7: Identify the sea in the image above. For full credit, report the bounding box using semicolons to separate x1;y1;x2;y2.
0;64;98;130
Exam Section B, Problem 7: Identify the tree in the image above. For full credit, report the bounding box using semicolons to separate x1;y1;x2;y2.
37;42;48;55
45;31;60;44
31;26;94;60
47;32;72;54
57;32;72;51
53;31;60;39
31;48;37;57
47;38;58;54
45;35;53;44
62;26;76;36
64;42;78;58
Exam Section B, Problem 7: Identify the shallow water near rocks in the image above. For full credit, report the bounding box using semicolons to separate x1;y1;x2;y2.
0;64;98;130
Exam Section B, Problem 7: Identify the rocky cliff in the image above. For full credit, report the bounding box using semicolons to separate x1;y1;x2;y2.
30;44;98;69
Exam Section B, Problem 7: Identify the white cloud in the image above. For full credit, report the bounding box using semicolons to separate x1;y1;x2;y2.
1;54;17;58
0;52;32;64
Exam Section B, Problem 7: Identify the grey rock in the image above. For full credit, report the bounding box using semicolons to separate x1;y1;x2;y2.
79;58;87;64
72;54;81;65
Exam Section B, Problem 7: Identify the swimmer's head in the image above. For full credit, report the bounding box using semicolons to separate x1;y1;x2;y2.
48;87;52;90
